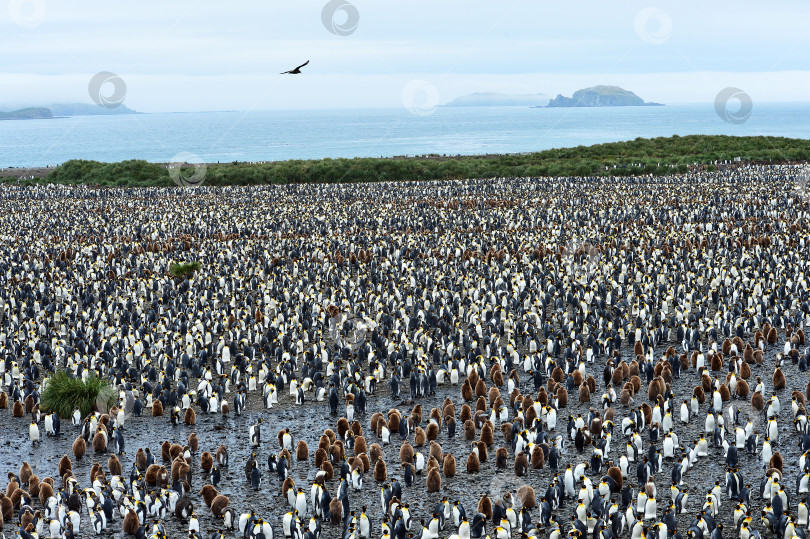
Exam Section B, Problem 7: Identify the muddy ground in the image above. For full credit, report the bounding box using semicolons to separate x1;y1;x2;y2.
0;340;804;538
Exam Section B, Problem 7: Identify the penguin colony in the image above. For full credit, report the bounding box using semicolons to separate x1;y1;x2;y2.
0;166;809;539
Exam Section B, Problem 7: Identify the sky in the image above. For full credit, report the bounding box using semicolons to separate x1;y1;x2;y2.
1;0;809;112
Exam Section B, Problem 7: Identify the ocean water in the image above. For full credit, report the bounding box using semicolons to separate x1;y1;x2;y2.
1;103;809;168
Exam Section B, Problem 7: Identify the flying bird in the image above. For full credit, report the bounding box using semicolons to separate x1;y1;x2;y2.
281;60;309;74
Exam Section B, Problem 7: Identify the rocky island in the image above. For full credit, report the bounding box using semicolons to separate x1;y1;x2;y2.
546;85;663;107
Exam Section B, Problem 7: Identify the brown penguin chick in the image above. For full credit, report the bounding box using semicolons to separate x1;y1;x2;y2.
480;423;494;446
579;384;591;403
740;361;751;379
743;345;754;364
488;386;501;408
411;404;423;426
718;384;731;402
11;401;24;417
474;379;488;399
0;392;7;408
466;451;480;473
794;391;806;406
619;388;633;406
767;327;778;345
550;366;563;384
647;379;662;401
171;458;190;483
443;401;456;419
693;385;705;404
516;484;536;509
463;420;476;440
572;370;583;388
152;400;163;417
92;432;107;454
586;375;596;394
357;453;371;473
374;459;387;481
634;341;644;357
188;433;199;452
495;447;509;468
490;364;504;387
123;508;140;535
711;354;723;372
200;452;214;473
134;448;147;471
399;442;414;465
351;421;363;437
754;350;764;365
72;437;86;460
430;407;442;426
468;370;480;389
108;455;122;476
318;434;331;452
320;461;334;481
429;441;443;463
337;418;350;438
169;443;183;460
38;482;53;506
476;441;488;462
501;422;513;442
607;465;623;490
18;462;32;485
735;379;750;398
751;391;765;411
474;397;487;415
611;367;624;386
426;468;441;493
426;422;439;442
461;380;474;402
556;387;568;408
529;445;544;469
27;476;40;498
211;494;229;516
387;413;401;435
525;405;538;426
314;448;328;469
426;456;439;475
329;497;342;524
200;484;218;507
144;464;160;486
459;404;472;424
370;412;384;433
161;441;172;462
446;417;456;438
773;368;786;390
769;452;784;474
0;495;10;522
435;452;452;476
514;451;529;477
90;463;102;483
295;440;309;461
413;428;426;447
627;375;640;393
478;493;493;519
366;443;381;464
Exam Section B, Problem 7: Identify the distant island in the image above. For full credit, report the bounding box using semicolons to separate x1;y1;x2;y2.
0;107;54;120
545;85;663;107
0;103;139;120
444;92;550;107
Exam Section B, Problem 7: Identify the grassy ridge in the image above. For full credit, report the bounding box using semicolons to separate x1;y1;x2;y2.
41;371;116;418
19;135;810;187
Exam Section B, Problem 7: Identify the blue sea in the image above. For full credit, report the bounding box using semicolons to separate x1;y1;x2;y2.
1;103;809;168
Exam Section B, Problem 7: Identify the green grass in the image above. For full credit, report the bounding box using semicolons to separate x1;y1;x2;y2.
6;135;810;187
170;261;201;278
41;371;116;419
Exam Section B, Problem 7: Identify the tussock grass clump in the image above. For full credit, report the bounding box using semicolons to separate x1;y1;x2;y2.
41;371;116;419
169;261;201;279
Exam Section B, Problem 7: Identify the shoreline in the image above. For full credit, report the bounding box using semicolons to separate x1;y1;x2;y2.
2;134;810;186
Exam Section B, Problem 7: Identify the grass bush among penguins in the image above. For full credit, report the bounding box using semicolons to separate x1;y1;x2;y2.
41;371;117;419
169;261;202;279
11;134;810;187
